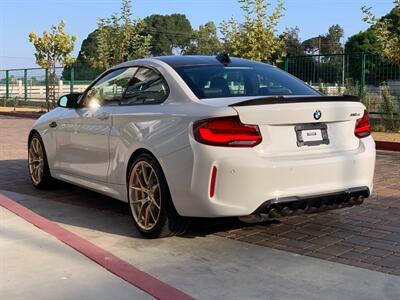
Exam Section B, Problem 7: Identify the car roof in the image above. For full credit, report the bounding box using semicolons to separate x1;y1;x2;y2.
154;55;269;68
116;55;272;69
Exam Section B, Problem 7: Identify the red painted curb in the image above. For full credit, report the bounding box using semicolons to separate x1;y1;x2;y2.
0;111;41;119
0;194;194;300
376;141;400;152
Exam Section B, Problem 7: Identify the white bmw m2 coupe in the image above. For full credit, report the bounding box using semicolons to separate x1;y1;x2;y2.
28;54;375;238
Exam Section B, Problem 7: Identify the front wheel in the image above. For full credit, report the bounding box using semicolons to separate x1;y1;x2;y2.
28;133;53;188
127;153;188;238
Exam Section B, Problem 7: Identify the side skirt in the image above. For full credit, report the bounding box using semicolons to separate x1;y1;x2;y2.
51;169;128;203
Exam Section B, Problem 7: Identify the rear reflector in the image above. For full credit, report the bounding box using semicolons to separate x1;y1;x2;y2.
354;110;371;138
209;166;217;198
193;116;262;147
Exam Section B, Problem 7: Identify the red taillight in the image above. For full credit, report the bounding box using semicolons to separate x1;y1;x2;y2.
354;110;371;138
193;116;262;147
209;166;217;198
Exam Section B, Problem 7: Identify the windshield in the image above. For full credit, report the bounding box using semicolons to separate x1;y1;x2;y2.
175;64;319;99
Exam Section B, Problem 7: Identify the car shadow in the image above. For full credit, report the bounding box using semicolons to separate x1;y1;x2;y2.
184;217;278;238
0;159;268;239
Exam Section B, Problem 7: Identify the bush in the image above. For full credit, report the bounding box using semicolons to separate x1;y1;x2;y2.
372;123;386;132
380;84;400;132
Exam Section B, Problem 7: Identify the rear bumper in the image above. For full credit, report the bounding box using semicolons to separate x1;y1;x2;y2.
166;136;375;217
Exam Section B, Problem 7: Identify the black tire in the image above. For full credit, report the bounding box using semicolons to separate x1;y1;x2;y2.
127;153;189;238
28;133;53;189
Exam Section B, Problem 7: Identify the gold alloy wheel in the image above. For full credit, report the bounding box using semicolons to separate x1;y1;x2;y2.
129;161;162;231
28;137;44;185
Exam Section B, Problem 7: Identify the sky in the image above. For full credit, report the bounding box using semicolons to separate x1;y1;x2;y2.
0;0;395;69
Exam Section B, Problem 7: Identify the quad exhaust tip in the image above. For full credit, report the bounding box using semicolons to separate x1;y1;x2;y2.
242;191;368;223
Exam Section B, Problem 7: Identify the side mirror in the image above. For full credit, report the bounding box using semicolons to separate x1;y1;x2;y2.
57;93;82;108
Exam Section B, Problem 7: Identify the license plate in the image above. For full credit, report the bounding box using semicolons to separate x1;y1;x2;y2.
302;129;323;142
295;124;330;147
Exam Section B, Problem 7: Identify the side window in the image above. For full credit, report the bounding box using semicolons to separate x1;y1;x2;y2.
121;68;168;105
83;67;137;107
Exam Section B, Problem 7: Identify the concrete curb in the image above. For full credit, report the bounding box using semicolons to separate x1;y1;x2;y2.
375;140;400;152
0;111;42;119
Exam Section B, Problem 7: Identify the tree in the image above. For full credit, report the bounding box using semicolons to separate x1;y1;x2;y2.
143;14;193;55
362;0;400;64
185;22;222;55
345;30;379;54
283;27;304;56
66;13;193;74
88;0;151;72
63;30;100;81
345;30;385;83
302;25;344;55
323;25;344;54
29;20;76;110
344;2;400;84
220;0;286;63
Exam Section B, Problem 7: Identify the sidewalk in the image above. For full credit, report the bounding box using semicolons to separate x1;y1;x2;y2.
0;206;153;300
2;190;400;300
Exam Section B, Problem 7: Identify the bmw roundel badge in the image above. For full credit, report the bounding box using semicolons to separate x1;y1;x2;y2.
313;110;322;120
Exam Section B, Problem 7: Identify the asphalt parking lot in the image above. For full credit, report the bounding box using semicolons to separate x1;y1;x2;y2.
1;115;400;299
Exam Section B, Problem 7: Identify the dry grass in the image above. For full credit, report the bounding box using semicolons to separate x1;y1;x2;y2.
372;132;400;143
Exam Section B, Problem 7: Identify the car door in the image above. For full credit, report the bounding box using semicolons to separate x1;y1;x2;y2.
108;67;170;185
54;67;137;182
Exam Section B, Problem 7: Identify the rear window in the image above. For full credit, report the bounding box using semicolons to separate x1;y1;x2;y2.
175;65;319;99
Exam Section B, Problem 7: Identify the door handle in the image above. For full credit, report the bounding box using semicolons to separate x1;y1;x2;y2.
49;121;57;128
96;112;111;120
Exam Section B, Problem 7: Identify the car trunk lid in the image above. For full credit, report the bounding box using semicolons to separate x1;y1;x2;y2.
229;96;366;155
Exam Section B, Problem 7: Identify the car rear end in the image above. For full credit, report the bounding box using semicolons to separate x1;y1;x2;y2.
188;96;375;217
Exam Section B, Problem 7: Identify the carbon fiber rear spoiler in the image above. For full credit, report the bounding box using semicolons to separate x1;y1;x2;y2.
229;95;360;107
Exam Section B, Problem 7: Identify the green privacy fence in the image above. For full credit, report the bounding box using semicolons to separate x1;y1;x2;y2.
0;67;98;105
